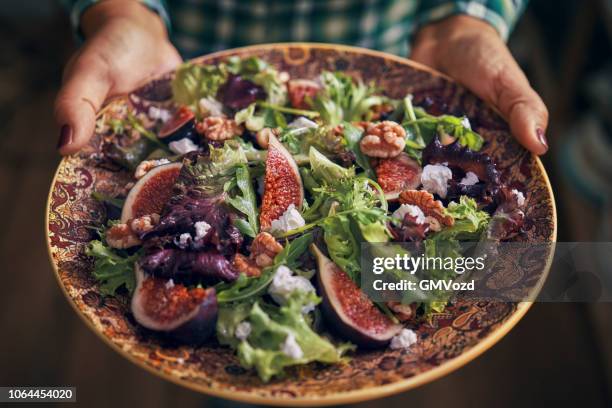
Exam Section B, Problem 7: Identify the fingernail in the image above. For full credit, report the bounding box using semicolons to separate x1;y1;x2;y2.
57;124;73;149
536;128;548;150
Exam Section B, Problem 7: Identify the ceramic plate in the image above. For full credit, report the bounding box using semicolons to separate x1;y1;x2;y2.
46;43;557;406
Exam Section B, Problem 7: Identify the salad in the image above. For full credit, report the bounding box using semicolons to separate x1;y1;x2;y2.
88;56;527;381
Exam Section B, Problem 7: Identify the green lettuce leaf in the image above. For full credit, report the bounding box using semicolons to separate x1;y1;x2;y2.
218;291;351;382
416;196;490;315
434;196;490;241
227;56;288;105
313;71;383;126
179;143;248;197
85;240;141;296
308;146;355;184
321;213;361;281
172;62;229;107
234;103;265;132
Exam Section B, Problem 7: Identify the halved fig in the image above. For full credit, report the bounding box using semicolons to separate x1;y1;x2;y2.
375;152;422;200
311;244;402;348
121;162;182;223
158;106;197;142
287;79;321;109
259;135;304;229
131;265;217;344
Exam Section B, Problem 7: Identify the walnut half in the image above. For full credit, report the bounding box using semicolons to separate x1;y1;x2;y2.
359;121;406;158
196;117;243;141
233;232;284;277
106;223;141;249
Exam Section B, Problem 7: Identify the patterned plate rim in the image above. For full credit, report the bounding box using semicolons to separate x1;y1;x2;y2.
46;43;558;406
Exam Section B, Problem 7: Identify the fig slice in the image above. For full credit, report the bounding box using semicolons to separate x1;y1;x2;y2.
287;79;321;109
375;152;422;200
158;106;196;142
259;135;304;229
121;162;182;223
131;265;217;344
311;244;402;348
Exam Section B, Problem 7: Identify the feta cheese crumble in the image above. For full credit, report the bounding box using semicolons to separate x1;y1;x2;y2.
461;116;472;130
269;204;305;233
392;204;426;224
281;333;304;359
288;117;318;129
235;321;252;341
511;189;526;206
268;265;315;309
198;97;224;117
194;221;211;240
460;171;479;186
389;328;418;350
165;279;175;289
421;164;453;198
175;233;192;249
168;138;199;155
148;106;172;123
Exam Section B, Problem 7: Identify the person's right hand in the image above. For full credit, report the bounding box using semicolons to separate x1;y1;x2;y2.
55;0;182;154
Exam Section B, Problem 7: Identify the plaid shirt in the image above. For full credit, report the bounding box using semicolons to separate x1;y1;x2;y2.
64;0;526;58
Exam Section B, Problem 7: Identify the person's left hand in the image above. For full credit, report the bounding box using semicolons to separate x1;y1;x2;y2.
411;15;549;155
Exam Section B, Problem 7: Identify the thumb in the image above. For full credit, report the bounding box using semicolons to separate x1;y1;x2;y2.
486;61;549;155
54;51;112;155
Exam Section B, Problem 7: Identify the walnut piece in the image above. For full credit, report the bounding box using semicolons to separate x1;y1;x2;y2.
196;116;243;141
233;253;261;277
359;121;406;158
129;214;160;235
387;301;415;322
106;223;141;249
134;159;170;179
232;232;284;277
399;190;454;226
250;232;283;267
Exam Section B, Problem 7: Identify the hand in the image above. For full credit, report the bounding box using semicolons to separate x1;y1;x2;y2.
55;0;182;155
411;15;549;155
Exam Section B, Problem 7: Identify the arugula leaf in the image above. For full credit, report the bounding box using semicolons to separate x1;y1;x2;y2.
342;122;374;178
274;233;314;269
226;165;259;238
402;101;484;153
85;240;140;296
257;101;319;118
91;192;125;209
215;233;313;303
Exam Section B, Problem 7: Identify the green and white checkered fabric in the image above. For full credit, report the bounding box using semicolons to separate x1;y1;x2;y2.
62;0;526;58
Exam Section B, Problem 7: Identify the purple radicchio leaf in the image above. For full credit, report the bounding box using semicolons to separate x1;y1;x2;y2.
217;74;266;110
423;138;501;206
139;248;239;284
390;214;430;242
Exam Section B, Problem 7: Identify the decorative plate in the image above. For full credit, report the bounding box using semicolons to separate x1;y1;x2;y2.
46;43;557;406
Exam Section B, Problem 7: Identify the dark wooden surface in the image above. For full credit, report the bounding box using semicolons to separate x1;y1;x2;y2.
0;9;611;408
